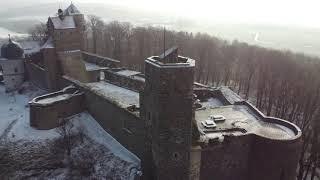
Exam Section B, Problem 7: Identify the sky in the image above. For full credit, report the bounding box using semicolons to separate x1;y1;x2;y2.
0;0;319;28
71;0;320;28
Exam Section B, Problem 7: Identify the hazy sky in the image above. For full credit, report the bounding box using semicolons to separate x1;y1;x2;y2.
67;0;320;28
2;0;320;28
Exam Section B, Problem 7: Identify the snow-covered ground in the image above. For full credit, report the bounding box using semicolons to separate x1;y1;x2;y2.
0;82;141;179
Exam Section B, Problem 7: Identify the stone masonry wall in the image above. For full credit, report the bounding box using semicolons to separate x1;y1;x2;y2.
200;135;253;180
29;89;85;130
62;77;145;160
82;52;120;68
25;62;48;89
104;70;144;92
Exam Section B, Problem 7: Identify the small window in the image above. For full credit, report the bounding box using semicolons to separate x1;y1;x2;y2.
14;67;18;73
173;152;181;161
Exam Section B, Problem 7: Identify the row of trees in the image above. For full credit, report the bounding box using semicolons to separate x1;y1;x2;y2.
29;15;320;179
84;16;320;179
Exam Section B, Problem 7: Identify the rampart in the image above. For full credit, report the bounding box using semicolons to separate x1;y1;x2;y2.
29;86;85;130
62;76;145;160
82;52;120;68
198;100;302;180
25;62;48;89
103;69;144;92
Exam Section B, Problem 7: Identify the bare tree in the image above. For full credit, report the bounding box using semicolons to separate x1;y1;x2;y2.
56;118;74;156
28;23;47;42
87;15;105;54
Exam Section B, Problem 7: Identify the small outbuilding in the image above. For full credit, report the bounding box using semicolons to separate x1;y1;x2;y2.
0;37;25;92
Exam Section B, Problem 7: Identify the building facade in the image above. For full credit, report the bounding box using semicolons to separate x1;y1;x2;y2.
0;38;25;92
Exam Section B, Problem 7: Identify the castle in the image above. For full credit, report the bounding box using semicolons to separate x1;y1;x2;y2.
0;3;302;180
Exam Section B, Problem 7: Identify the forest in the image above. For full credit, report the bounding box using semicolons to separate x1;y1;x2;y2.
29;15;320;180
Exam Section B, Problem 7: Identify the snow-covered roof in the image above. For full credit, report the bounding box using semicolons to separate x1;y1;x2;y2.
116;70;141;77
86;82;139;107
49;16;76;30
41;37;54;49
63;3;81;16
19;40;41;55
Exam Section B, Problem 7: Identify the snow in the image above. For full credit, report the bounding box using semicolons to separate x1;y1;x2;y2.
201;97;224;108
86;82;139;107
19;40;41;54
0;82;59;141
50;16;76;30
196;105;296;140
41;37;54;49
70;112;140;166
84;62;102;71
35;94;72;104
0;82;141;179
116;69;141;77
219;86;243;104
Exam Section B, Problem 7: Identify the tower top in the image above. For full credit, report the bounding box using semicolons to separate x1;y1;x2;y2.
1;37;24;59
146;46;195;68
63;3;81;16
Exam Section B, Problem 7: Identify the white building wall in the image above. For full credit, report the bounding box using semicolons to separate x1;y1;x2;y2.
0;58;25;92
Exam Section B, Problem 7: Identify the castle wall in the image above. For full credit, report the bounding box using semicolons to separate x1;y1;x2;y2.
54;29;82;52
200;135;253;180
43;48;59;91
25;62;48;89
248;135;301;180
62;76;145;160
0;59;25;92
82;52;120;68
29;87;85;130
199;101;302;180
58;51;90;83
104;70;144;92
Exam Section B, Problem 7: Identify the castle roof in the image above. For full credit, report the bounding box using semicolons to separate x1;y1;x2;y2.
63;3;81;16
1;38;24;59
49;16;76;30
41;37;54;49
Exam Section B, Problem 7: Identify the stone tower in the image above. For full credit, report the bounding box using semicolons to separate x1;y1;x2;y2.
141;47;195;180
47;3;85;52
0;37;25;92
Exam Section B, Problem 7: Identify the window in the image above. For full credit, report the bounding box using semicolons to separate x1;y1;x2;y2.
14;67;18;73
172;152;181;161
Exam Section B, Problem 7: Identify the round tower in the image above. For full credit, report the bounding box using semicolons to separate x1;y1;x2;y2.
0;37;25;92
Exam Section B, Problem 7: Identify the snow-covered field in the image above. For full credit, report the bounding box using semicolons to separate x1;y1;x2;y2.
0;82;141;179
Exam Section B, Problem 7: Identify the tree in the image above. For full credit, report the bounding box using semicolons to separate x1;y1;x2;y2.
56;118;74;156
87;15;105;54
28;23;47;42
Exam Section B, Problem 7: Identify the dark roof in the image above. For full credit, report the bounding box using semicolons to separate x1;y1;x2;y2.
1;38;24;59
159;46;178;59
64;3;81;16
